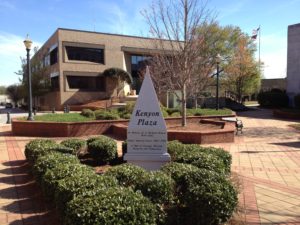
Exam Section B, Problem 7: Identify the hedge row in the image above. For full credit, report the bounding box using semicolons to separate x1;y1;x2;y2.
167;140;232;175
105;162;237;225
25;139;159;225
25;138;237;225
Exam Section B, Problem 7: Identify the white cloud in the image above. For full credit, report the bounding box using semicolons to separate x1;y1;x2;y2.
0;32;41;86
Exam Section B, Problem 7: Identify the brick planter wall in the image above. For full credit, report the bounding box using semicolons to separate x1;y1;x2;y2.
12;119;129;137
111;118;235;144
12;114;235;144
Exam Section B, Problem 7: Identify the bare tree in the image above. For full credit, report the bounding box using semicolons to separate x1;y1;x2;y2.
142;0;216;126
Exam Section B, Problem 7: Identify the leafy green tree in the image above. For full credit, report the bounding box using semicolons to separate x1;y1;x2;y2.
102;67;133;97
6;84;23;107
0;86;6;95
223;36;261;102
16;47;51;107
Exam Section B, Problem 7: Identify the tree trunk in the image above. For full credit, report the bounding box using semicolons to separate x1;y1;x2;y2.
181;84;187;127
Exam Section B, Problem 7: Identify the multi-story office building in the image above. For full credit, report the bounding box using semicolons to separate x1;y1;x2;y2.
287;23;300;103
32;28;160;110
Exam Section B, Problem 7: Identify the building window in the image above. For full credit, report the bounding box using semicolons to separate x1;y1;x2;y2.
50;47;58;65
51;76;59;90
65;46;104;64
66;76;105;91
131;55;151;93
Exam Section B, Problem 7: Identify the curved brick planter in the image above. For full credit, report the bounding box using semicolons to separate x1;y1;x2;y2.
12;114;236;144
112;118;235;144
273;109;300;120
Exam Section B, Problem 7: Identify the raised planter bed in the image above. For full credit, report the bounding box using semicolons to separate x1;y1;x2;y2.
12;114;236;144
112;118;235;144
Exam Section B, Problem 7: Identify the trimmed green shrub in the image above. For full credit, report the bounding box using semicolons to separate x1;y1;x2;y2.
94;110;120;120
294;94;300;109
167;140;183;158
25;139;58;164
201;147;232;175
55;174;118;216
136;171;175;205
53;145;76;155
42;163;93;199
86;136;102;145
161;163;238;224
121;113;131;119
64;187;158;225
170;112;181;117
87;135;117;163
124;102;135;114
167;141;231;175
257;91;289;108
105;163;146;188
166;108;180;115
33;152;79;184
60;138;86;154
80;109;95;118
182;169;238;225
161;162;200;199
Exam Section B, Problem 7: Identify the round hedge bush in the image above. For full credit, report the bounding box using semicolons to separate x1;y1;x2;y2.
60;138;86;154
257;91;289;108
64;187;158;225
136;171;175;205
182;169;238;225
94;110;120;120
25;139;58;164
87;136;117;163
294;94;300;109
81;109;95;118
55;173;118;216
33;152;79;184
105;163;146;188
42;163;93;199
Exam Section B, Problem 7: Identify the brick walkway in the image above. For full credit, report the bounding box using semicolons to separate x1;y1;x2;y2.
0;108;300;224
210;109;300;224
0;125;61;225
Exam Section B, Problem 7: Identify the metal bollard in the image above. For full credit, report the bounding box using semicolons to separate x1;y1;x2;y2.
33;109;37;116
52;107;55;113
64;106;67;113
6;112;11;124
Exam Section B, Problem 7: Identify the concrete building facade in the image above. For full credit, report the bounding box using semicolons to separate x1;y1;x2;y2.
287;23;300;102
33;28;162;110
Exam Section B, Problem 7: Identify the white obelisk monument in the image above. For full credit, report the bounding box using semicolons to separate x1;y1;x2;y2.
124;67;170;170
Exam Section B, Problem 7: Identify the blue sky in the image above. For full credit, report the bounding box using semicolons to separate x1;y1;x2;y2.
0;0;299;86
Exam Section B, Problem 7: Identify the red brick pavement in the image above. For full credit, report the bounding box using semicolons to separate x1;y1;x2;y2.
0;125;61;225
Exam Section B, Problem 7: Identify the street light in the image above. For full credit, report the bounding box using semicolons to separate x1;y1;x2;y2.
215;54;221;110
23;35;34;121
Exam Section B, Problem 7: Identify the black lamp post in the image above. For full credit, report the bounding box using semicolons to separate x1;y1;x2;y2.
215;54;221;110
24;35;34;121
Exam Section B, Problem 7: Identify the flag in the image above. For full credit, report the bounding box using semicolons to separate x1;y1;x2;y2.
251;27;260;40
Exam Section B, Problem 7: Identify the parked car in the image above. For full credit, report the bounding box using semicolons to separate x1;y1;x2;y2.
5;103;13;108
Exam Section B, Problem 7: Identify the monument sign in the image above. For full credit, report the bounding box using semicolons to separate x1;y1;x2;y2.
124;67;170;170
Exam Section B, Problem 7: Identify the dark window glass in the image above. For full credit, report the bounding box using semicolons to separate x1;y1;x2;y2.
67;76;105;91
50;47;58;65
130;55;152;94
65;46;104;64
51;76;59;90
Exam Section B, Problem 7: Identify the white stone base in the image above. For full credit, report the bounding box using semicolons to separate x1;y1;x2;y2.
124;153;171;171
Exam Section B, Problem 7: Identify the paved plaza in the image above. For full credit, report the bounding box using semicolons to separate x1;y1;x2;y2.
0;108;300;224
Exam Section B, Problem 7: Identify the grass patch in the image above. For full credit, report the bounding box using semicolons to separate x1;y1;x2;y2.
18;113;93;122
186;108;232;116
